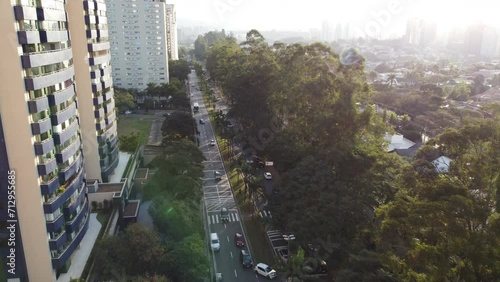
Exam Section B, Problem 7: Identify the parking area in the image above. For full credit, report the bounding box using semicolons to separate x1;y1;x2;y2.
266;230;288;257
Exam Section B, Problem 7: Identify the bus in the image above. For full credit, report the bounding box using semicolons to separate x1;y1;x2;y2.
193;103;199;112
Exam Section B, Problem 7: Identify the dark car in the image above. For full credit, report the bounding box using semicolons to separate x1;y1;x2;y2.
214;170;222;181
235;232;245;247
278;248;289;262
221;208;229;222
240;249;253;268
199;119;205;124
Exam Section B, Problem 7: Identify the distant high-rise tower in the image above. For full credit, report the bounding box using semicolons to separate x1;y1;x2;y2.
0;0;118;280
166;4;179;60
464;23;485;55
107;0;170;90
406;18;436;46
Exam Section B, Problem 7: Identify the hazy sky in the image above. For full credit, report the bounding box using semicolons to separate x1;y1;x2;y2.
169;0;499;37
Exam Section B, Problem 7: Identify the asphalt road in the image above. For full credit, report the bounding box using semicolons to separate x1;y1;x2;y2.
189;71;267;282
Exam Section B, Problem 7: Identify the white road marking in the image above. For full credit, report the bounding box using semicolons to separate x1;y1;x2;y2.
230;251;233;258
234;270;237;277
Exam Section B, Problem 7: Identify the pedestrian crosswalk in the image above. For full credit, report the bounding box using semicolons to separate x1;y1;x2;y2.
208;212;240;224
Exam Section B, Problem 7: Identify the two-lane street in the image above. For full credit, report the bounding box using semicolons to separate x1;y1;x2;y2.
189;71;264;281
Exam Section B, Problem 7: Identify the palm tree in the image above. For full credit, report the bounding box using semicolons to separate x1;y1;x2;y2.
386;73;397;87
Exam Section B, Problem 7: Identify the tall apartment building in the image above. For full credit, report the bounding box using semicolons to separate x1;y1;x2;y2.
0;0;118;280
107;0;170;90
165;4;178;60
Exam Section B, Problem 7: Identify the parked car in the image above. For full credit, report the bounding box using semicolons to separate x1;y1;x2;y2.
264;172;272;180
214;170;222;181
277;248;289;262
220;208;229;222
210;140;216;146
199;119;205;124
235;232;245;247
254;263;277;279
240;249;253;268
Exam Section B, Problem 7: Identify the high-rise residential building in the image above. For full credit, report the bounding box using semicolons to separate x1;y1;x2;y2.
406;18;436;46
0;0;118;280
166;4;178;60
107;0;170;90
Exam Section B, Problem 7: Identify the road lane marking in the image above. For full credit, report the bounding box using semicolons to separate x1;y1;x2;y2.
230;251;233;258
234;270;237;277
227;236;230;242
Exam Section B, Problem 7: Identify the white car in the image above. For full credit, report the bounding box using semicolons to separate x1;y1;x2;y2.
209;140;216;146
254;263;277;279
264;172;272;180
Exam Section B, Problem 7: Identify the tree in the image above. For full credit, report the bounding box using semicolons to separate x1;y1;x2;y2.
168;59;190;81
161;111;196;142
448;82;472;101
119;132;141;152
386;74;397;87
489;73;500;87
94;224;171;279
114;88;136;113
368;70;378;82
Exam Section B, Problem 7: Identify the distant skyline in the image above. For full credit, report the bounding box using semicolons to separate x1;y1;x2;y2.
169;0;499;38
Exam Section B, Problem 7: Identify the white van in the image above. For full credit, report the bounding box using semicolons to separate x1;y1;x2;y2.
210;233;220;251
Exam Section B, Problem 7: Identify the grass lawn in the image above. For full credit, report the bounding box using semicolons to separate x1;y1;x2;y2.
117;115;152;144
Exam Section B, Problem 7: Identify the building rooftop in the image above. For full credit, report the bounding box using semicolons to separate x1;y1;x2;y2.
384;133;416;152
96;183;124;193
123;200;141;218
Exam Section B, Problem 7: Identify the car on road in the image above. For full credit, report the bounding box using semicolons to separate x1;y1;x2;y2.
235;232;245;247
210;140;216;146
277;248;289;262
199;119;205;124
254;263;277;279
124;110;132;115
264;172;272;180
210;233;220;251
240;249;253;268
220;208;229;222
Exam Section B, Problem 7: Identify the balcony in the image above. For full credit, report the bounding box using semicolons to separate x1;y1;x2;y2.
66;199;88;234
25;66;74;91
84;15;96;25
31;116;52;134
36;6;66;21
39;30;69;43
98;142;108;156
88;41;110;53
99;157;109;169
40;174;60;195
51;213;89;269
89;53;110;66
105;111;116;126
48;84;75;106
37;157;57;175
96;16;107;25
101;76;113;89
103;89;113;101
13;5;37;21
86;29;97;39
91;81;102;93
59;152;82;183
96;1;107;11
51;102;77;125
103;100;114;114
64;191;87;222
94;107;105;119
98;29;109;38
44;168;83;214
17;30;40;44
21;48;72;68
55;138;80;163
96;119;106;131
92;94;103;105
107;134;118;150
34;138;55;156
48;229;67;250
101;154;118;180
46;211;65;233
53;120;78;145
83;0;96;10
27;95;49;113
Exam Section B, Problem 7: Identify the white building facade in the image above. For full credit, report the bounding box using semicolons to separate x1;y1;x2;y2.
166;4;179;60
106;0;170;90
